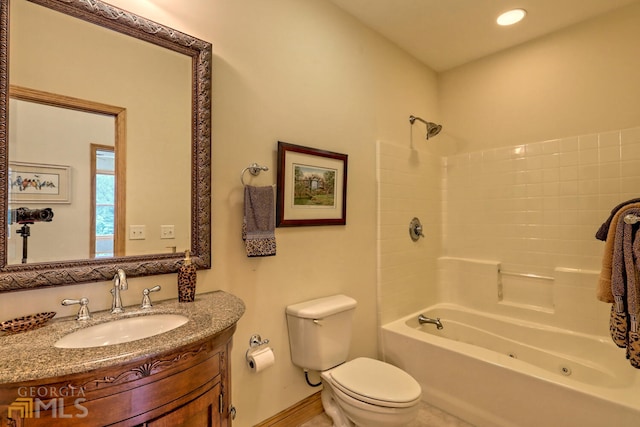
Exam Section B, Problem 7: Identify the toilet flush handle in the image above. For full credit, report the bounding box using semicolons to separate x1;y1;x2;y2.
313;318;323;325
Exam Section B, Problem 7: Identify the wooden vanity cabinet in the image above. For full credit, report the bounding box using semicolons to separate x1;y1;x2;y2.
0;325;235;427
142;384;220;427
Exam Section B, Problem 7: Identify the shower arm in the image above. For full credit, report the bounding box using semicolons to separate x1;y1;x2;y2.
409;115;428;126
409;114;442;140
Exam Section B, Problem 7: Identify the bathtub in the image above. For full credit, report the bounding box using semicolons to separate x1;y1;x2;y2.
381;303;640;427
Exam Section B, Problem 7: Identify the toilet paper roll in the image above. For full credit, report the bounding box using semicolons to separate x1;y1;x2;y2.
247;347;275;373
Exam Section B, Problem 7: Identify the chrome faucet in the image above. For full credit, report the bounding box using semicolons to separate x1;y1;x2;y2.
110;269;128;314
418;314;443;330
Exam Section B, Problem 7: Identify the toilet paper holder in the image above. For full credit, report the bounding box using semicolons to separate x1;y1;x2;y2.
245;334;270;361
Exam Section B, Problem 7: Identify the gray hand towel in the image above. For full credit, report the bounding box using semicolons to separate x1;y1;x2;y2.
243;186;276;257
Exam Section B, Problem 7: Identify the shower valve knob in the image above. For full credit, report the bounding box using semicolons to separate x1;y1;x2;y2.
409;217;425;241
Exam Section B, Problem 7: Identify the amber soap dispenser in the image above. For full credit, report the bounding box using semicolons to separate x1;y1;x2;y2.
178;250;197;302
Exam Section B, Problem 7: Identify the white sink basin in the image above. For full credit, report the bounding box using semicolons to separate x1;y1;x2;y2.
54;314;189;348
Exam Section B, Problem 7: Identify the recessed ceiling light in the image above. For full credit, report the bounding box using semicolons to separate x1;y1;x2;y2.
497;8;527;26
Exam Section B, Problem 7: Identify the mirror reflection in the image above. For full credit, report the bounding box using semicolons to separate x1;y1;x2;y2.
0;0;212;291
9;93;117;264
8;0;192;263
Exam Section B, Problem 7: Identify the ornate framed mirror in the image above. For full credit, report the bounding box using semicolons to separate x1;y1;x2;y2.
0;0;212;291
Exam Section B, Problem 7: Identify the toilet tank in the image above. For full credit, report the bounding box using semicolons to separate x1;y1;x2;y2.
286;294;357;371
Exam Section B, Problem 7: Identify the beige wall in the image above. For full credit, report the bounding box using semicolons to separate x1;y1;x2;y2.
1;1;438;426
439;2;640;152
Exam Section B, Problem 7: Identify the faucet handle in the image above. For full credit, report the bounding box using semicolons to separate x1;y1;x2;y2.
61;297;91;321
141;285;161;309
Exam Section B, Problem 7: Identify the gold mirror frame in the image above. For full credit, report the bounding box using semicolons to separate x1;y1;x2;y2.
0;0;212;291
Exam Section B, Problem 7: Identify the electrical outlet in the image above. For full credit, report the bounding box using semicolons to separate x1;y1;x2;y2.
161;225;175;239
129;225;146;240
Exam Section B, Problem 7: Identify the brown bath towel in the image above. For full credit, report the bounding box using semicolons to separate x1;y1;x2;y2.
243;186;276;257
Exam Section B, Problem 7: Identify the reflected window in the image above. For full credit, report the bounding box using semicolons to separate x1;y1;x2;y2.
91;145;115;258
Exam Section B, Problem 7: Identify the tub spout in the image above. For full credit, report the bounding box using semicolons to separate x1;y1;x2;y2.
418;314;443;330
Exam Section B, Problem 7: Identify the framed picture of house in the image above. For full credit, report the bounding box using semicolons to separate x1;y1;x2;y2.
276;141;348;227
8;162;71;204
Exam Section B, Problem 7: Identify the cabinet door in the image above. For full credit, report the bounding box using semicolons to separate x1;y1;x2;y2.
145;384;220;427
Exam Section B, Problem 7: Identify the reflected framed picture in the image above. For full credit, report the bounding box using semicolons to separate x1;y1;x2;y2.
276;141;348;227
8;161;71;204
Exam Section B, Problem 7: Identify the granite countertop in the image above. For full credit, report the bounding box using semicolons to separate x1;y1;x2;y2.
0;291;245;384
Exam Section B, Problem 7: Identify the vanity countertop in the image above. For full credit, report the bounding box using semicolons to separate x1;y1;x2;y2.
0;290;245;384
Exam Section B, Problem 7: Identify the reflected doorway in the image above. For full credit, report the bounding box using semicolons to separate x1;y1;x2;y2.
8;85;126;263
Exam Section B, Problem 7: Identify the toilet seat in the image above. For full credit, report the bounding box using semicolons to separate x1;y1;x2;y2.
325;357;422;408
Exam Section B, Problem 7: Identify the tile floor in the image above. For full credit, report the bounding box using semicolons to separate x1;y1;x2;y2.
299;401;474;427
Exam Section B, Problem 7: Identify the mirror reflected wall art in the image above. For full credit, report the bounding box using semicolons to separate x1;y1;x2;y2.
0;0;212;291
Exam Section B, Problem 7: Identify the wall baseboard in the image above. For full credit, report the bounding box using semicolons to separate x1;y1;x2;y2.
255;391;324;427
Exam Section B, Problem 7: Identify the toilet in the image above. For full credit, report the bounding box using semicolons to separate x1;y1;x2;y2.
286;295;422;427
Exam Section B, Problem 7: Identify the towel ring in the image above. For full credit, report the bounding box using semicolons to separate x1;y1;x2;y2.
241;163;269;185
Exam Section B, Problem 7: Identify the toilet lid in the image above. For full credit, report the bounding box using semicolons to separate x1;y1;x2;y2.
329;358;421;407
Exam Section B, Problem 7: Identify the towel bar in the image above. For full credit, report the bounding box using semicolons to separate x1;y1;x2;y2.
624;214;640;225
241;163;269;185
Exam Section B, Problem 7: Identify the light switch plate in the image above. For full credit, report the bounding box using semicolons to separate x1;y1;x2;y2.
129;225;146;240
161;225;175;239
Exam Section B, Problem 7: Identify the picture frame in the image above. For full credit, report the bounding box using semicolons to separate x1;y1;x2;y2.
276;141;348;227
8;161;71;204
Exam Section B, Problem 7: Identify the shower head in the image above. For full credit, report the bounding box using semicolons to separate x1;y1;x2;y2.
409;115;443;140
425;122;442;139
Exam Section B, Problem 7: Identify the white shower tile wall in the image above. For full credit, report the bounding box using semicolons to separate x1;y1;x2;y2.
378;128;640;334
377;141;443;325
443;126;640;276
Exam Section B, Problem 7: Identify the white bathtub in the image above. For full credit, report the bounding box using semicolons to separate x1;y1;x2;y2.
381;303;640;427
